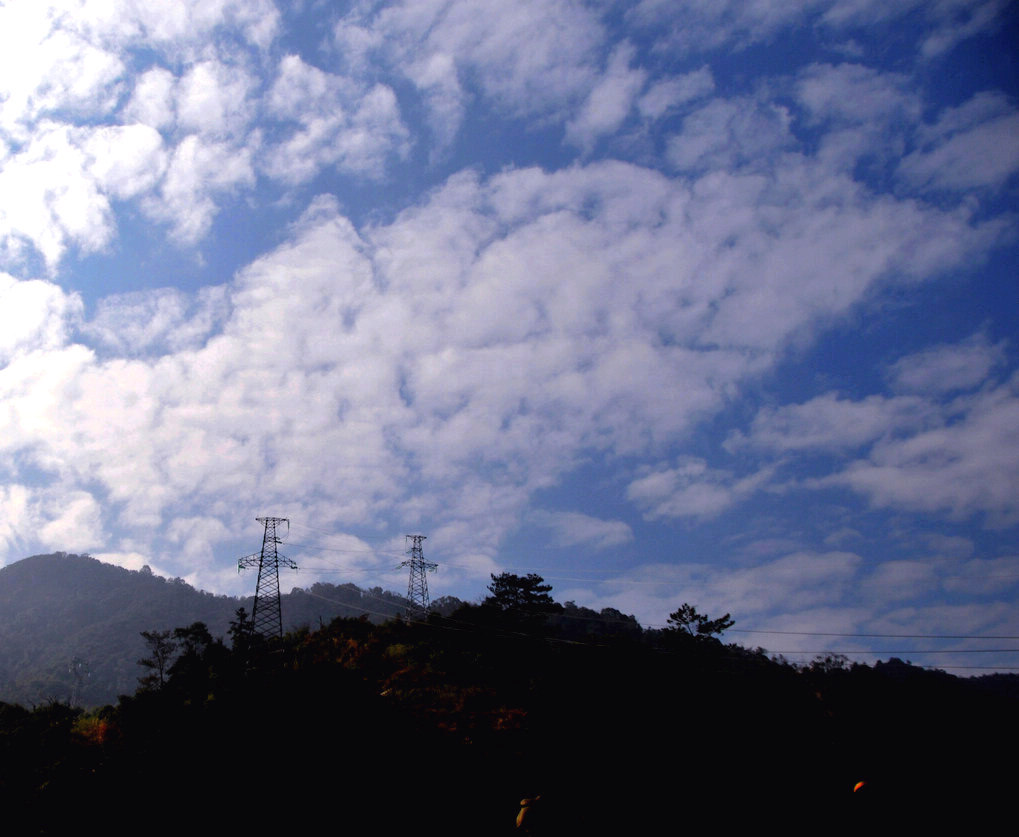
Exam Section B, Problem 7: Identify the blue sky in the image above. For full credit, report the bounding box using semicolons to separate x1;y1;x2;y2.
0;0;1017;672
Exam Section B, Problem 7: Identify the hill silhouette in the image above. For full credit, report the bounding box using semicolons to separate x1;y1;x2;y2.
0;563;1014;829
0;553;418;705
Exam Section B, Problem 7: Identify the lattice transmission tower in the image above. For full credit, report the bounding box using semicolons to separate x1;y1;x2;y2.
238;516;297;639
400;534;437;611
68;657;90;707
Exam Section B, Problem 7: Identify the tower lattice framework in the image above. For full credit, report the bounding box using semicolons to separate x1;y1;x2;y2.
238;516;297;639
400;534;437;611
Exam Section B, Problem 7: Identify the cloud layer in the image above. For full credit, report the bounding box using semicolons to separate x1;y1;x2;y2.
0;1;1016;670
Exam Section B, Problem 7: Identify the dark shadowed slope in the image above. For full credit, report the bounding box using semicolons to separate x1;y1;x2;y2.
0;553;417;706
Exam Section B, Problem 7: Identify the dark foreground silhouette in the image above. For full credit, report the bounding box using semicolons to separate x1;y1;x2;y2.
0;576;1012;833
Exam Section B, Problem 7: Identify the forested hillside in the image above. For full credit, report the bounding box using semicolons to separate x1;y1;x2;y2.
0;570;1014;832
0;553;415;705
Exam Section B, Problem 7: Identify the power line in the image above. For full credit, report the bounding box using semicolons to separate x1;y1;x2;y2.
730;628;1019;640
286;540;406;558
767;648;1019;655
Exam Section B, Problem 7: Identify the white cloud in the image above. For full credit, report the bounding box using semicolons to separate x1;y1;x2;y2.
735;335;1017;524
263;54;408;182
0;122;125;269
888;333;1005;395
628;0;828;52
732;392;937;452
337;0;606;144
0;127;1006;570
123;67;177;130
406;51;464;154
0;1;279;137
827;375;1019;526
0;273;82;362
0;1;282;268
637;67;714;120
667;97;794;173
859;559;941;605
530;510;633;550
0;8;124;139
0;484;32;555
82;285;230;355
37;489;105;552
795;63;920;171
627;458;773;520
899;92;1019;192
578;549;863;629
147;135;256;243
84;124;167;198
566;42;646;150
176;60;257;139
917;0;1009;58
797;63;919;127
0;482;104;556
629;0;1008;59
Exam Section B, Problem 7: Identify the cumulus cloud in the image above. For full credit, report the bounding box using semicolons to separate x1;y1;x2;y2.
899;92;1019;193
176;59;257;139
630;0;1008;58
795;63;921;171
888;333;1005;395
0;273;82;362
734;335;1018;525
0;1;281;269
576;549;864;630
0;128;1008;580
0;0;1015;649
566;42;646;150
145;135;256;243
123;67;177;130
667;96;795;173
336;0;606;142
0;123;118;268
82;285;230;355
627;0;828;52
530;510;633;550
637;67;714;120
826;375;1019;525
731;393;937;452
263;55;408;182
627;458;773;521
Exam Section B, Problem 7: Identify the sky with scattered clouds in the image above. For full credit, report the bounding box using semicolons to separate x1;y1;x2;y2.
1;0;1017;672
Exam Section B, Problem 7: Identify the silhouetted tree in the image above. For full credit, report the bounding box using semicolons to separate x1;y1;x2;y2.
665;604;734;639
137;630;177;690
485;573;557;613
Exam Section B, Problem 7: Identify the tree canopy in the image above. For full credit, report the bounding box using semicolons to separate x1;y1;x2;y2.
484;572;557;613
666;604;734;639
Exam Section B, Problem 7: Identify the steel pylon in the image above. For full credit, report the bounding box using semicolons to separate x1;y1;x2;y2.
238;516;297;639
400;534;437;611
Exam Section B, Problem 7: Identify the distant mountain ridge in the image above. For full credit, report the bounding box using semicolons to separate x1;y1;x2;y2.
0;553;420;706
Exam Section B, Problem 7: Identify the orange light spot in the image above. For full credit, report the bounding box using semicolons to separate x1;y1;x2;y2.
853;781;866;793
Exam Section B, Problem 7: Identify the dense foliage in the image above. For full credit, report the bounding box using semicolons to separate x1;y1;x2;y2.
0;570;1012;832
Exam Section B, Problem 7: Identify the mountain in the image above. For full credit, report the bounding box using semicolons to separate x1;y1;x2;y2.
0;553;419;706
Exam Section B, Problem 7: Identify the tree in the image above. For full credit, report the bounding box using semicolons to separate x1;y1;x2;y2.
228;607;258;659
484;573;557;613
666;604;734;640
137;630;177;690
